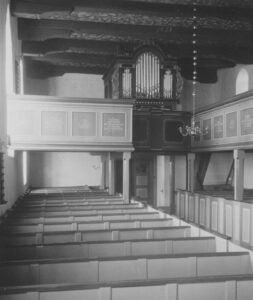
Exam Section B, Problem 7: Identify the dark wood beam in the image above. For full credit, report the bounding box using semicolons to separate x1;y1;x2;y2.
12;1;253;31
22;39;253;66
22;40;122;56
18;19;253;49
11;0;253;10
32;53;114;66
24;58;107;78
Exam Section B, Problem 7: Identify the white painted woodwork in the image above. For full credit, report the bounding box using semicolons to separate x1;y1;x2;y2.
7;95;134;152
233;149;245;201
192;92;253;151
108;153;115;195
156;155;175;209
176;190;253;248
0;253;250;286
187;153;195;193
123;152;131;203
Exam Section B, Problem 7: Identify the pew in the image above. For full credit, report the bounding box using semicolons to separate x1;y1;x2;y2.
0;252;251;287
0;218;174;233
0;236;216;260
0;226;191;246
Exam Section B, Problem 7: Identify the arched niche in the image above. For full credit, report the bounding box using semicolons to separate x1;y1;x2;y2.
236;68;249;95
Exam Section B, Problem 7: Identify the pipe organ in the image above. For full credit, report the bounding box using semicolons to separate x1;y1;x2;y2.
104;48;183;108
103;47;190;153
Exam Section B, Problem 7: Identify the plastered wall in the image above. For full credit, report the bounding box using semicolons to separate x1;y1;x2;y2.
181;64;253;112
29;152;103;188
0;3;28;216
25;73;104;98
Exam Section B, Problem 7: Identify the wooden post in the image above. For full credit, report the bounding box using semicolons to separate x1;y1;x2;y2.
100;154;107;190
123;152;131;203
233;149;245;201
108;152;115;195
187;153;196;193
156;155;175;211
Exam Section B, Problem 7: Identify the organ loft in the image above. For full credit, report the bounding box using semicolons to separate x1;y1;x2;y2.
1;0;253;299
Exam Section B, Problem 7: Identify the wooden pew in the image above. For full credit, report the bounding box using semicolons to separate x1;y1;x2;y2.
2;275;253;300
0;225;191;246
0;236;216;261
0;252;251;286
13;203;142;212
3;212;162;225
0;218;174;233
8;207;149;218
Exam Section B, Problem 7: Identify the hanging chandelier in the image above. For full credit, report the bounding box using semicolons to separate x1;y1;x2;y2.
179;1;208;137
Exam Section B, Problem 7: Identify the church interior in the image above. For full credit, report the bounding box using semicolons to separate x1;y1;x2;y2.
1;0;253;299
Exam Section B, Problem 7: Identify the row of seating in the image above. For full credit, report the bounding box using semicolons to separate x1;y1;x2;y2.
0;188;253;300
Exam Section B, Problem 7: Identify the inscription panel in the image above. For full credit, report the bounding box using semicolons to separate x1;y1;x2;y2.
8;96;133;151
203;119;211;140
214;115;223;139
226;112;237;137
41;111;67;136
11;110;34;135
102;113;125;137
72;112;96;136
241;107;253;135
193;94;253;150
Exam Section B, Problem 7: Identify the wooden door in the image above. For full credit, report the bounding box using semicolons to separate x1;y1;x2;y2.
132;157;154;205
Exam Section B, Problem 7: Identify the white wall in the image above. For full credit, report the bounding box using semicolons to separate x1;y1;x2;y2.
25;77;49;95
25;73;104;98
204;152;233;186
244;153;253;189
0;151;30;216
181;64;253;112
48;73;104;98
29;152;103;188
0;3;28;216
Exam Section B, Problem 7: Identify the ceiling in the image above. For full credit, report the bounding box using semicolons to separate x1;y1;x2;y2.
11;0;253;83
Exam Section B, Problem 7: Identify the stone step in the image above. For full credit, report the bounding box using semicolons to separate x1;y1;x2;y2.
0;226;191;246
0;252;251;287
0;218;174;233
0;237;216;261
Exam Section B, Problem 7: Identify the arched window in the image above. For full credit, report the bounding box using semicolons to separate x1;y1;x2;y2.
236;68;249;95
136;51;161;99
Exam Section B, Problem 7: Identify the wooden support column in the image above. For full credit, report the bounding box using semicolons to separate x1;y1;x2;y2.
156;155;175;211
233;149;245;201
123;152;131;203
100;154;107;190
108;152;115;195
187;153;196;193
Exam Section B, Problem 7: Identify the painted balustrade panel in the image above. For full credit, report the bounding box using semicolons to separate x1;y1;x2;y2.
192;91;253;151
175;190;253;249
8;95;134;151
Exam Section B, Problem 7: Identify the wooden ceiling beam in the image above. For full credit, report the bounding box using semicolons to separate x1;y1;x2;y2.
22;40;122;56
32;53;114;66
18;19;253;48
11;0;253;10
12;1;253;31
25;58;107;78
